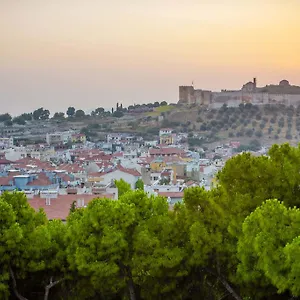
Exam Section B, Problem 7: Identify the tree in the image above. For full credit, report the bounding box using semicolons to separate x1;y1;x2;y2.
66;107;75;118
160;101;167;106
41;109;50;120
0;113;12;123
66;191;184;299
135;178;144;191
159;177;170;185
0;196;23;299
91;107;105;116
52;112;65;120
0;192;68;300
153;102;160;107
75;110;85;118
4;120;13;126
20;113;33;121
176;187;242;299
12;116;26;125
249;139;261;151
245;128;253;137
255;130;263;138
33;108;50;121
115;179;131;197
112;111;124;118
238;199;300;297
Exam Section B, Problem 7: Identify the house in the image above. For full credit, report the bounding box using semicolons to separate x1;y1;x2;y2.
97;165;141;189
0;173;59;191
71;133;87;144
107;133;122;143
159;128;174;145
150;157;166;172
0;137;14;149
149;147;185;157
46;131;73;145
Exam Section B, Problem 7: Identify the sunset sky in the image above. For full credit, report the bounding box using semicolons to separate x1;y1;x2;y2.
1;0;300;115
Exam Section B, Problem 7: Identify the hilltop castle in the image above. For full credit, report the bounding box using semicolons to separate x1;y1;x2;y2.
179;79;300;108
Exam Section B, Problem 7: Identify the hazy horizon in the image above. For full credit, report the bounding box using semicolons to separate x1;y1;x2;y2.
1;0;300;115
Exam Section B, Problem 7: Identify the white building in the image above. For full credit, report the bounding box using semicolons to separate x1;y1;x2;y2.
99;166;141;189
106;133;122;143
159;128;172;136
0;137;14;149
46;131;73;145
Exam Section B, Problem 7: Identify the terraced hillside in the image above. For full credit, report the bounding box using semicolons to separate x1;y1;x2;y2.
164;103;300;145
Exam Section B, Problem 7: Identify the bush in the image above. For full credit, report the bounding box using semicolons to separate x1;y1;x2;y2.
259;123;266;130
200;124;207;131
268;127;273;134
249;139;261;151
245;129;253;137
255;130;263;138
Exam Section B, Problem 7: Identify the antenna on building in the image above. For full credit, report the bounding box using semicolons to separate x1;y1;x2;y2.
192;81;194;87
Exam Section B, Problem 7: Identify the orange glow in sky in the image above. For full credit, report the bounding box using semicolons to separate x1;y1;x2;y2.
1;0;300;114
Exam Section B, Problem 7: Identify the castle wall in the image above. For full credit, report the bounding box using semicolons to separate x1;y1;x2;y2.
179;83;300;108
179;86;195;104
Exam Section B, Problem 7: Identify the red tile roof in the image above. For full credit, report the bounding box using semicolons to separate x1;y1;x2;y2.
185;180;197;186
56;163;84;173
138;157;154;164
112;152;124;158
161;171;171;176
13;157;55;171
0;158;12;165
58;174;72;182
0;176;13;186
117;165;141;176
29;194;115;220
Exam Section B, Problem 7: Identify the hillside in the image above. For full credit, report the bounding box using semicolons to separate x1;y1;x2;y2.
161;103;300;146
50;103;300;147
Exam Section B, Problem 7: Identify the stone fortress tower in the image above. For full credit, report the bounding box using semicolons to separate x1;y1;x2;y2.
179;78;300;108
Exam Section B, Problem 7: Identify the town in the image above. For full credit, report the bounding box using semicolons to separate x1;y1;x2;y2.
0;85;278;220
2;78;300;220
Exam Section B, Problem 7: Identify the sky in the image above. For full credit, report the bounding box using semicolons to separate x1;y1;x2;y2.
1;0;300;115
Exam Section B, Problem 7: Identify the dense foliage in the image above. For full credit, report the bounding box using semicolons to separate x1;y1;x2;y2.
3;143;300;299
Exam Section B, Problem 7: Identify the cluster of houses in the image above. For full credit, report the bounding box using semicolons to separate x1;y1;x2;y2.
0;128;263;221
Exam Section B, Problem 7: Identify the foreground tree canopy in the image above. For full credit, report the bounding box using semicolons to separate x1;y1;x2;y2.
2;143;300;299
